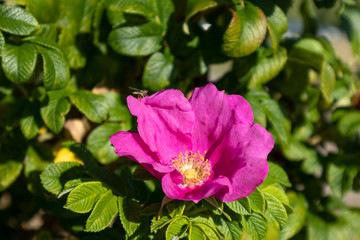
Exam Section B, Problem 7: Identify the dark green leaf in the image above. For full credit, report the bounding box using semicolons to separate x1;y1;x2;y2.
213;215;243;240
40;90;71;133
85;190;118;232
0;5;39;35
327;163;358;198
343;8;360;59
20;101;41;139
69;90;109;123
118;197;142;236
0;31;4;55
86;123;125;164
222;3;267;57
65;181;108;213
166;200;186;218
1;43;37;83
24;146;50;178
142;50;174;91
151;216;171;232
108;22;163;56
0;160;23;191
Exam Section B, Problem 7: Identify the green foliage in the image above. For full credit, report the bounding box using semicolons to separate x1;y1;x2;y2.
0;0;360;239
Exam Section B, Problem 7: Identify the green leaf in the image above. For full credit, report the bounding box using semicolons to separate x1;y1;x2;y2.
20;101;41;139
320;62;335;104
337;110;360;137
343;8;360;59
248;187;265;213
0;160;23;191
279;192;308;240
37;46;70;90
0;31;4;55
103;92;132;125
40;90;71;133
262;185;289;205
190;216;221;240
24;146;49;178
241;212;268;240
1;43;37;83
151;216;171;232
262;162;292;188
0;5;39;36
86;123;124;164
65;181;108;213
263;192;288;230
225;197;252;215
189;225;207;240
24;36;61;51
327;163;358;198
118;197;142;236
165;216;190;240
166;200;186;218
184;0;218;34
222;3;267;57
213;215;243;240
69;90;109;123
108;22;163;57
246;48;287;88
266;5;287;51
142;50;174;91
261;98;290;144
26;0;61;23
85;190;118;232
40;162;82;195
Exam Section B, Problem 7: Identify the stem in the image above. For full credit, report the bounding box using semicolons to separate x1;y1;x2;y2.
186;206;208;216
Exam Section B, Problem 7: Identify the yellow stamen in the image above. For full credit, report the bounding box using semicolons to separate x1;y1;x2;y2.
171;151;211;187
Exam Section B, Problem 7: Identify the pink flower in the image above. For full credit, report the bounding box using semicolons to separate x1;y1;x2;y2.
110;84;274;203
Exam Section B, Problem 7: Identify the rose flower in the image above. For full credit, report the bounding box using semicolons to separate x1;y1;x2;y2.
110;84;274;203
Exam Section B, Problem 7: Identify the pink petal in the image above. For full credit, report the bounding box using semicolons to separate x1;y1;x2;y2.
127;90;195;164
208;123;274;202
189;83;253;153
161;173;233;203
110;131;173;179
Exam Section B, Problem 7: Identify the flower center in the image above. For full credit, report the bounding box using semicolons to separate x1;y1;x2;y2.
171;151;211;187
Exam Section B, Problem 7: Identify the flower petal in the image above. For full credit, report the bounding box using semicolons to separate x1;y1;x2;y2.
127;90;195;164
161;173;232;203
110;131;173;179
189;83;253;153
208;123;274;202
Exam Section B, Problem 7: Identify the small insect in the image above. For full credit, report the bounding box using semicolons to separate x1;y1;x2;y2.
129;87;148;99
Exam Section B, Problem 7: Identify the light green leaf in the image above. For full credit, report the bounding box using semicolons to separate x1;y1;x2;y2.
327;163;358;198
0;160;23;192
118;197;142;236
0;5;39;36
222;3;267;57
40;162;82;195
85;190;118;232
262;185;289;205
86;123;124;164
0;31;4;55
265;5;288;51
262;162;292;188
151;216;171;232
1;43;37;83
40;90;71;133
189;225;207;240
142;50;174;91
225;197;251;215
69;90;109;123
279;192;307;240
108;22;163;57
241;212;268;240
26;0;60;23
20;101;41;140
65;181;108;213
166;200;186;218
337;110;360;137
190;216;221;240
166;216;190;240
103;92;132;125
246;48;287;88
263;192;288;230
248;187;265;213
320;62;335;104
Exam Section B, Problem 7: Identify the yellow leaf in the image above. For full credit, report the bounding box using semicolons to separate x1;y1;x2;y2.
54;148;83;165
